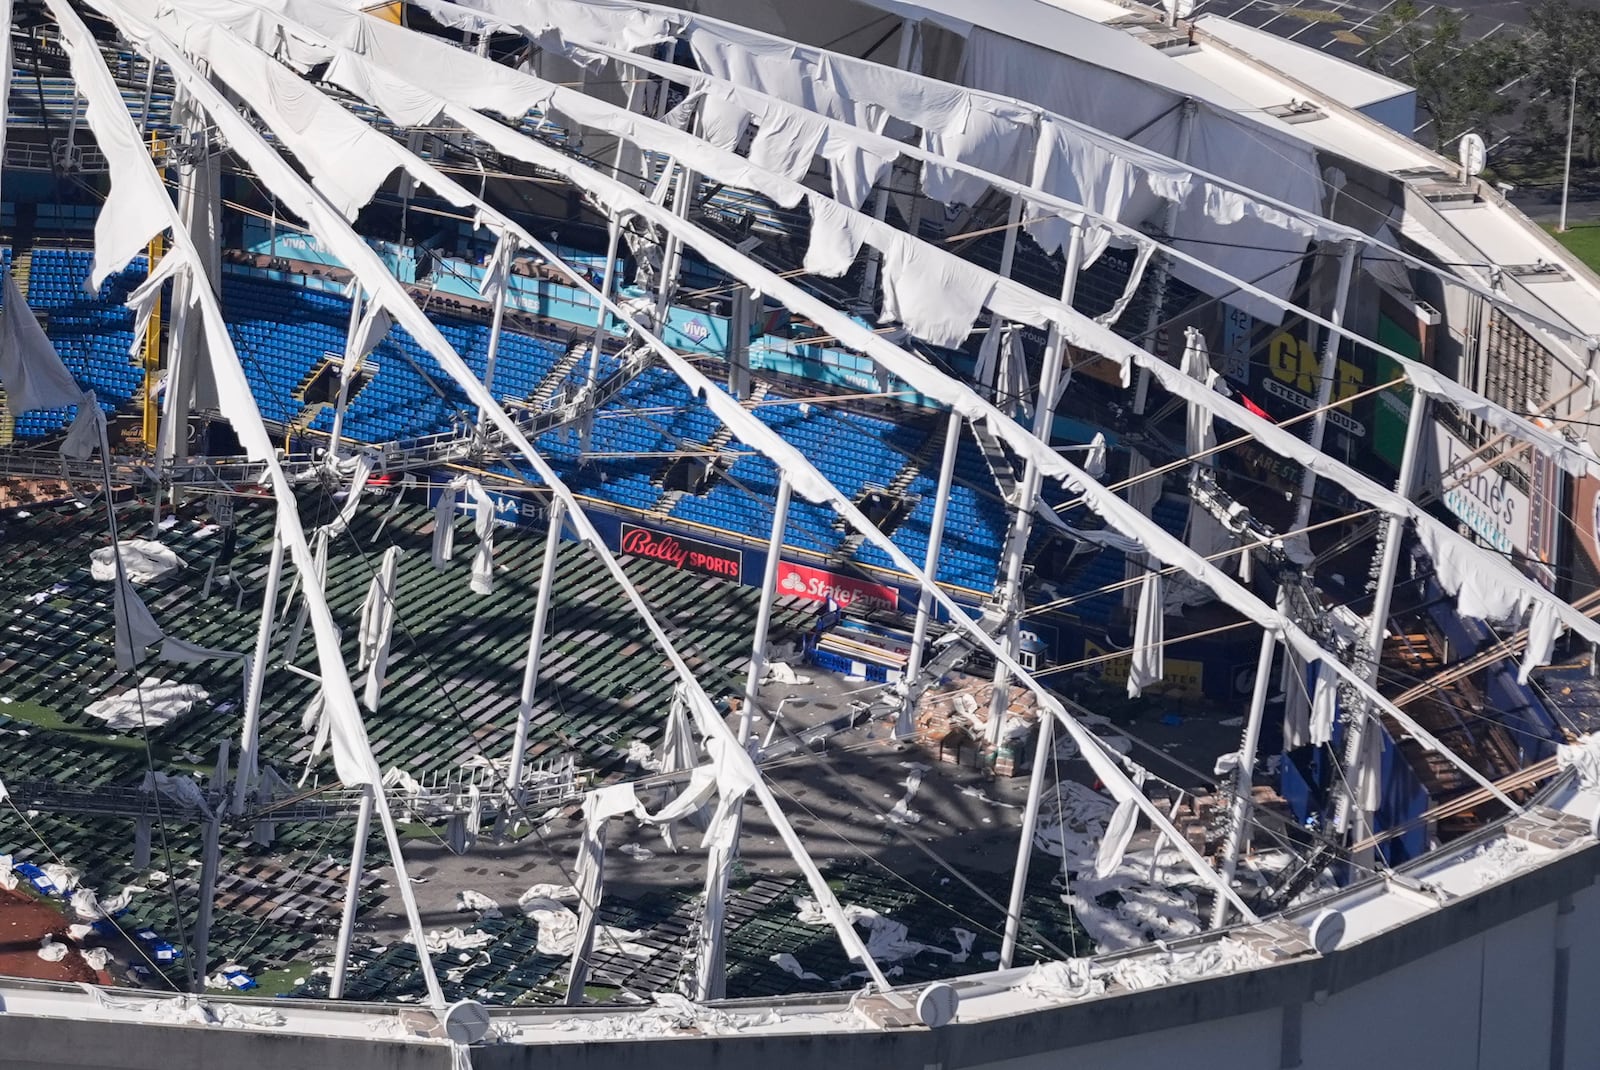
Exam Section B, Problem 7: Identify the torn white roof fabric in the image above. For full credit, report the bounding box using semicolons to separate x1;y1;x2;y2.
0;271;83;413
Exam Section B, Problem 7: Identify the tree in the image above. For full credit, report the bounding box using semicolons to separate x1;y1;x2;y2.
1366;1;1518;153
1518;0;1600;167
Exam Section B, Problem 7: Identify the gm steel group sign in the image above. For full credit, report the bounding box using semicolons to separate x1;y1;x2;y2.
619;523;744;581
776;561;899;612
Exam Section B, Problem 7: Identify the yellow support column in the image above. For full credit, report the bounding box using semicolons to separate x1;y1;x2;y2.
140;232;164;452
141;132;166;453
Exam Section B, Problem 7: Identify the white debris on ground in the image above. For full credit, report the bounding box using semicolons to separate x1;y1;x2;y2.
89;540;183;584
69;889;104;920
770;952;822;980
792;900;980;966
517;885;652;958
625;740;660;771
881;762;930;825
42;863;82;892
455;890;502;918
1029;784;1207;952
958;784;1018;810
36;935;67;962
1469;837;1540;889
24;583;69;606
1030;780;1115;861
550;993;782;1038
81;947;111;971
66;882;140;921
84;681;209;731
1021;938;1263;1001
407;928;495;954
762;662;812;686
618;842;655;861
1065;850;1206;952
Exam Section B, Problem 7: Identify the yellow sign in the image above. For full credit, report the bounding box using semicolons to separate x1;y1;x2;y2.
1267;330;1364;412
1084;640;1205;698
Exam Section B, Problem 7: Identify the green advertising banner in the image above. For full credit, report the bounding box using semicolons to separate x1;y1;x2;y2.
1372;314;1419;471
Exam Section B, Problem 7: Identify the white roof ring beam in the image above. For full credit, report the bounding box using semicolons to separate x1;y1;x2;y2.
91;0;900;993
140;0;1529;820
433;0;1600;354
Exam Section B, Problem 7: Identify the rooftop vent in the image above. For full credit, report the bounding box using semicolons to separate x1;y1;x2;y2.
1263;100;1326;124
1503;262;1573;283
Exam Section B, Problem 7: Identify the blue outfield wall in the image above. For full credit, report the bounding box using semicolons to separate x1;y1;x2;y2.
237;226;954;409
243;220;417;282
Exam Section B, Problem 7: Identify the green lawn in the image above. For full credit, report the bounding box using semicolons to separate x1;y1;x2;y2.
1545;224;1600;275
0;699;210;773
220;962;316;998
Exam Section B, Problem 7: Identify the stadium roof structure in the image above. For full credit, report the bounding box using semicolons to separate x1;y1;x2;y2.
1;0;1600;1064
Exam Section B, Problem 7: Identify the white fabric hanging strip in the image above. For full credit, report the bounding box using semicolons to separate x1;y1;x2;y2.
324;452;374;538
1309;659;1337;747
1126;570;1164;699
349;297;393;366
93;0;895;989
1281;647;1310;751
170;0;1598;487
466;477;496;595
360;546;401;712
1519;602;1561;686
422;0;1600;351
393;68;1526;819
1094;240;1155;328
113;576;165;671
432;476;462;567
329;22;1529;839
0;271;84;413
60;394;105;461
120;0;1522;899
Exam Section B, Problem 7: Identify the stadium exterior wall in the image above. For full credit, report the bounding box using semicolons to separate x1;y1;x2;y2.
0;835;1594;1070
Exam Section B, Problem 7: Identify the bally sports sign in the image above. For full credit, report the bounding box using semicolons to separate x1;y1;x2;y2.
776;561;899;612
619;524;743;582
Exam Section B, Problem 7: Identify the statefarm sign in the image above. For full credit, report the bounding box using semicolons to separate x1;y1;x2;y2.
619;523;743;582
776;561;899;612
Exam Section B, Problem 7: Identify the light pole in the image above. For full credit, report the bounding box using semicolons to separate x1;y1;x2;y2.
1560;70;1581;233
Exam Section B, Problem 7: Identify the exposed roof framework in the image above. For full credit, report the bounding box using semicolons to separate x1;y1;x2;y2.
2;0;1592;1012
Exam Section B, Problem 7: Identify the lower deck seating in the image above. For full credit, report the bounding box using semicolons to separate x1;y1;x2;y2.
9;257;1016;596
